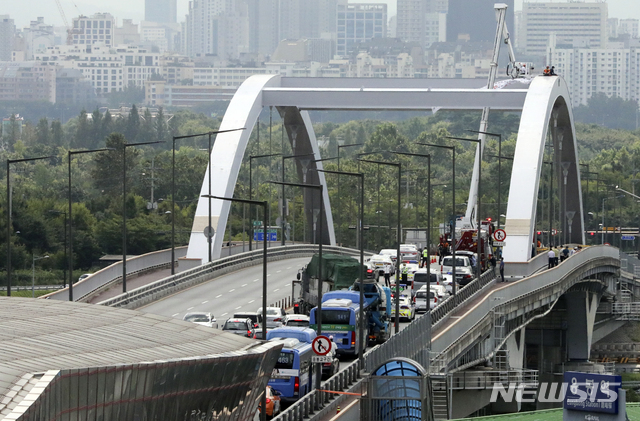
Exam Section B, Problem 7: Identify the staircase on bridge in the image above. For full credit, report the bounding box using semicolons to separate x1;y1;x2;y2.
430;375;450;421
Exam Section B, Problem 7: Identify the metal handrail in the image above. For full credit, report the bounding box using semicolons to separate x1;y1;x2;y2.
100;245;363;309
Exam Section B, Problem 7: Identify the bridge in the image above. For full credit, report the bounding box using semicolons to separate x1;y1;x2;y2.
3;72;637;421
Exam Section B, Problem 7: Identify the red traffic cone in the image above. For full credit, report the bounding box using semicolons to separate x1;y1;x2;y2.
337;405;341;413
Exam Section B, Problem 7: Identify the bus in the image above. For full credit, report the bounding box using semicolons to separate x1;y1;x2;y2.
267;336;315;403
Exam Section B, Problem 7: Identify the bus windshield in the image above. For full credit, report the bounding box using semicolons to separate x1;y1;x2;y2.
275;351;295;369
322;310;351;325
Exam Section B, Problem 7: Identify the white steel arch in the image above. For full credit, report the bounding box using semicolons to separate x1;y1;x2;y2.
503;76;584;262
185;75;582;265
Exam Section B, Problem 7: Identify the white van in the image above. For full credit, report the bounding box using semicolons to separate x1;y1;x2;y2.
441;255;474;286
369;254;395;276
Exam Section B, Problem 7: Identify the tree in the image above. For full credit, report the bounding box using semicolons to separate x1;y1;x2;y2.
50;120;64;147
156;107;168;142
91;132;139;197
139;107;154;143
73;110;90;148
89;108;102;148
36;117;50;145
125;104;140;142
101;110;113;140
574;93;638;131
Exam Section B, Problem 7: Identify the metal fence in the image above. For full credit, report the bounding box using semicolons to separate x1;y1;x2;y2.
449;369;538;390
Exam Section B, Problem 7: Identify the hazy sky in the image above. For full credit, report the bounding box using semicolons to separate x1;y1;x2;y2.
8;0;640;30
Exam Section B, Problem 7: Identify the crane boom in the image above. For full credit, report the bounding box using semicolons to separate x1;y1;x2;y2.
463;3;516;229
54;0;74;45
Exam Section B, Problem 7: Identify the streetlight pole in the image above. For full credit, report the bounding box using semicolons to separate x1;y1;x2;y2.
203;195;268;421
390;151;431;278
314;168;365;362
281;153;316;246
469;130;502;229
69;148;114;301
32;254;49;298
123;140;164;293
445;136;482;282
269;180;324;388
249;153;282;251
7;154;55;296
48;210;67;287
417;143;457;295
359;158;401;334
171;128;244;273
337;143;363;245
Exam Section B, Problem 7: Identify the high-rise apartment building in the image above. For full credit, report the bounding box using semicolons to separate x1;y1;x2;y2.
145;0;177;24
397;0;447;48
336;3;386;57
0;15;16;61
72;13;116;47
447;0;514;43
548;43;640;107
619;19;639;39
521;2;607;60
185;0;249;60
0;61;57;102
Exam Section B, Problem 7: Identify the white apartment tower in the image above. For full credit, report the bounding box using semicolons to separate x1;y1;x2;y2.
72;13;116;47
521;2;607;60
186;0;249;59
0;15;16;61
548;43;640;107
397;0;447;48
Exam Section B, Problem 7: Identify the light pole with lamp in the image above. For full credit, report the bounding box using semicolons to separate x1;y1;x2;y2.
281;153;316;245
337;143;364;245
358;158;401;334
390;151;431;281
32;254;49;298
249;153;282;251
48;210;67;287
122;140;164;293
7;154;55;296
445;136;483;283
202;195;268;421
69;148;115;301
314;168;365;363
268;180;324;388
417;142;457;295
171;128;244;274
602;195;624;245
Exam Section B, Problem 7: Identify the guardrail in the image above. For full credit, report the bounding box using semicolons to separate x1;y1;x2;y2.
277;246;622;421
44;247;189;301
99;245;364;309
450;369;538;390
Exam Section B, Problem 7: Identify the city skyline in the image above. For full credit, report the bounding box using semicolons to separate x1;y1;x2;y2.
11;0;640;30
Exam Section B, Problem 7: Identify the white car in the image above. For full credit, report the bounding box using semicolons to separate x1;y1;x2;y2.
183;312;218;329
441;255;474;286
282;314;310;327
257;307;287;326
430;284;449;300
369;254;396;276
414;287;437;313
379;249;399;264
400;244;419;262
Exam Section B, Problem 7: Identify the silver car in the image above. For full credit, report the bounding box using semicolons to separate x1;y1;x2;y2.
182;312;218;329
414;287;437;313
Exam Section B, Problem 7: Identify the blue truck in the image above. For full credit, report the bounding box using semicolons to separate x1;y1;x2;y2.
309;281;391;354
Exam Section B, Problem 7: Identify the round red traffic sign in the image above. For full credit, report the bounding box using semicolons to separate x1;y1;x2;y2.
551;228;558;236
493;229;506;242
312;335;332;356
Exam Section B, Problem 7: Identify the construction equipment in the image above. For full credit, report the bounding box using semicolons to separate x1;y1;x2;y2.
54;0;81;45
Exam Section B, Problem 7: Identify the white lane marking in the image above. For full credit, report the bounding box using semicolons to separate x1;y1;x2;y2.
235;306;242;310
286;267;292;269
277;270;282;273
187;307;194;311
229;289;235;292
216;295;222;298
220;312;228;317
252;279;259;282
267;274;272;277
201;300;208;304
172;313;179;317
274;288;280;292
248;300;255;304
285;283;291;287
242;284;247;287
